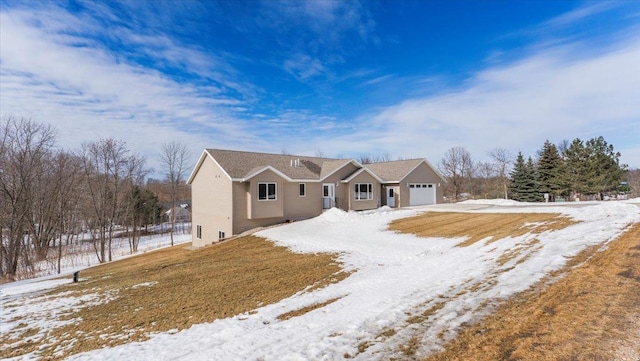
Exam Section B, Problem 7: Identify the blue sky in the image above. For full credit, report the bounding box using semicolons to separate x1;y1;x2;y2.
1;0;639;177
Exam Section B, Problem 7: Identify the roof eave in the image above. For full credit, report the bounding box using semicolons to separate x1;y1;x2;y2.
319;159;361;182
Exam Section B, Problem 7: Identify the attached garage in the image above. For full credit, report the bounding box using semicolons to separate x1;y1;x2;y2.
409;183;436;206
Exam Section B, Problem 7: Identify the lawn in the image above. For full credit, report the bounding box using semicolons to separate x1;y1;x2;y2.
0;236;348;359
1;202;638;360
424;221;640;361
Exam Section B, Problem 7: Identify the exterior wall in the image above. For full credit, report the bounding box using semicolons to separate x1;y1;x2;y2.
191;157;233;247
398;162;444;207
323;163;359;211
247;170;284;219
283;182;322;219
345;171;381;211
233;177;323;235
382;185;401;208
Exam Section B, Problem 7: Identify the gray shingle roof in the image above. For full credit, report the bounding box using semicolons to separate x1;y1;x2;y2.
207;149;333;180
199;149;442;184
363;159;425;182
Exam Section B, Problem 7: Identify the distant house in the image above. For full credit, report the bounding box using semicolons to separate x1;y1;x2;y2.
186;149;445;247
164;204;191;223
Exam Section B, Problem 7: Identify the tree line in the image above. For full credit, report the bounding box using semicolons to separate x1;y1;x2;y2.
0;116;190;280
439;137;632;202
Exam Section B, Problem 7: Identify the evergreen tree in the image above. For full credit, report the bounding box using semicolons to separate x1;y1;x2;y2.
509;152;527;201
509;152;542;202
563;138;589;198
523;156;542;202
563;137;626;200
585;136;626;199
537;140;566;201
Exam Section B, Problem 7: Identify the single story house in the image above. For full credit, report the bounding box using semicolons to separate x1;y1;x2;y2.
187;149;445;247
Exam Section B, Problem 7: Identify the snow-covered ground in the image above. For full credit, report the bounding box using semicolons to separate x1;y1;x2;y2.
7;226;192;282
2;201;639;360
1;230;191;302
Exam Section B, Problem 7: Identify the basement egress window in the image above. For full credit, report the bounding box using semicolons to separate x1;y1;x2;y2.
258;182;277;200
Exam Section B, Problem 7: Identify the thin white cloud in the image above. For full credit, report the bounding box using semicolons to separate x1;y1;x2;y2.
260;0;375;83
544;1;617;29
315;28;640;167
283;54;326;80
0;7;256;176
362;74;394;86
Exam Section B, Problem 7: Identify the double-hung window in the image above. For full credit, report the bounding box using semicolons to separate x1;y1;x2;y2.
258;182;277;201
354;183;373;200
299;183;306;197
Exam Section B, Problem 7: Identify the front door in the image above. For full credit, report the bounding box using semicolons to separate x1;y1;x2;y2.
387;187;395;208
322;183;335;209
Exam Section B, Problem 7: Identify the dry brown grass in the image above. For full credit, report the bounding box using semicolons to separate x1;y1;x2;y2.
424;221;640;361
276;297;342;321
496;238;541;267
0;236;348;360
389;212;575;247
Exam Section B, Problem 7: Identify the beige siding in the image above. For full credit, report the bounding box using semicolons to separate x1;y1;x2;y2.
283;182;322;219
345;171;381;211
382;185;401;208
247;170;284;219
190;156;233;247
323;163;358;210
398;162;444;207
233;173;324;235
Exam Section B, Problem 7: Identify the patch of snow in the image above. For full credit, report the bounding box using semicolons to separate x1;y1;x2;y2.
459;198;522;206
0;277;73;299
7;202;640;360
131;281;158;289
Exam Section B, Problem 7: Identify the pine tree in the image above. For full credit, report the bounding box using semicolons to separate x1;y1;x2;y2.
523;156;542;202
509;152;526;201
564;137;626;200
537;140;566;201
509;152;542;202
563;138;589;199
585;136;626;199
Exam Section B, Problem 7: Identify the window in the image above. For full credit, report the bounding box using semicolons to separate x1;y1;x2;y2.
196;225;202;239
299;183;306;197
218;230;225;239
354;183;373;200
258;182;276;200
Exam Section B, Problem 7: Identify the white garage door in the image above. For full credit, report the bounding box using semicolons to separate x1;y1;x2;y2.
409;183;436;206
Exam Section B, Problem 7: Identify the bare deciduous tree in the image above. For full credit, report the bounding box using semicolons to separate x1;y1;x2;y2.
489;148;513;199
627;168;640;198
80;139;135;263
0;116;56;279
52;152;84;274
474;161;497;199
358;153;392;164
160;141;190;246
439;146;474;202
